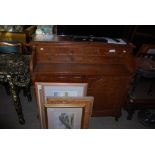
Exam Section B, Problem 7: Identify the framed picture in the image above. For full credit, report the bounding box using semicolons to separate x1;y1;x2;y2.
45;97;94;129
38;82;87;104
35;82;88;128
35;83;46;128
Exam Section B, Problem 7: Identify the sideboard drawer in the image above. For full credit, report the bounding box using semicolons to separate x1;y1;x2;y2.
34;74;83;83
36;45;130;57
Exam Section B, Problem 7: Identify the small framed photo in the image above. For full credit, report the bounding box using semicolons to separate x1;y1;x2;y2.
35;82;88;128
45;97;94;129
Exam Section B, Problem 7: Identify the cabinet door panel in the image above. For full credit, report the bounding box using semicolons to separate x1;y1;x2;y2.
85;76;130;111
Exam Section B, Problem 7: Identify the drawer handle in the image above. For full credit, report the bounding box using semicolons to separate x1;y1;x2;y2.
40;48;44;51
109;49;116;53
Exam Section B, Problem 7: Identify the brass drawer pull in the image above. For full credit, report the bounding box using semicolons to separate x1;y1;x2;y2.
40;47;44;51
109;49;116;53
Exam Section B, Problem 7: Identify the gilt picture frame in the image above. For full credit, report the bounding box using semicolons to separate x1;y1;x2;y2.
45;97;94;129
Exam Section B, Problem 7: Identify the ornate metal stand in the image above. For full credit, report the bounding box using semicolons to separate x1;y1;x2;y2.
0;54;31;124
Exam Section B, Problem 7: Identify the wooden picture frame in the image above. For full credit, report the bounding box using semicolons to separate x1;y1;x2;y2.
45;97;94;129
41;82;87;104
35;82;88;128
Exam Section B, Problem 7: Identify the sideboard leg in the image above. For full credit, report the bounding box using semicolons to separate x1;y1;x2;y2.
115;117;119;121
126;104;135;120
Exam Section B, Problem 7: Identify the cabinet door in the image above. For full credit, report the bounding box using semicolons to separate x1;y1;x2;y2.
85;76;130;116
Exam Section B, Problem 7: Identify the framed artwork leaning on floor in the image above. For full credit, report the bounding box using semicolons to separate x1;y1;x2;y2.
45;97;94;129
35;82;88;128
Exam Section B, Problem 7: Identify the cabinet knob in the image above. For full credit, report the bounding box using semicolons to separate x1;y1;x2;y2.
40;47;44;51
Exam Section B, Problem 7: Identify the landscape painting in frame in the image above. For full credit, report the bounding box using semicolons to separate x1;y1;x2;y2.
41;82;88;104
